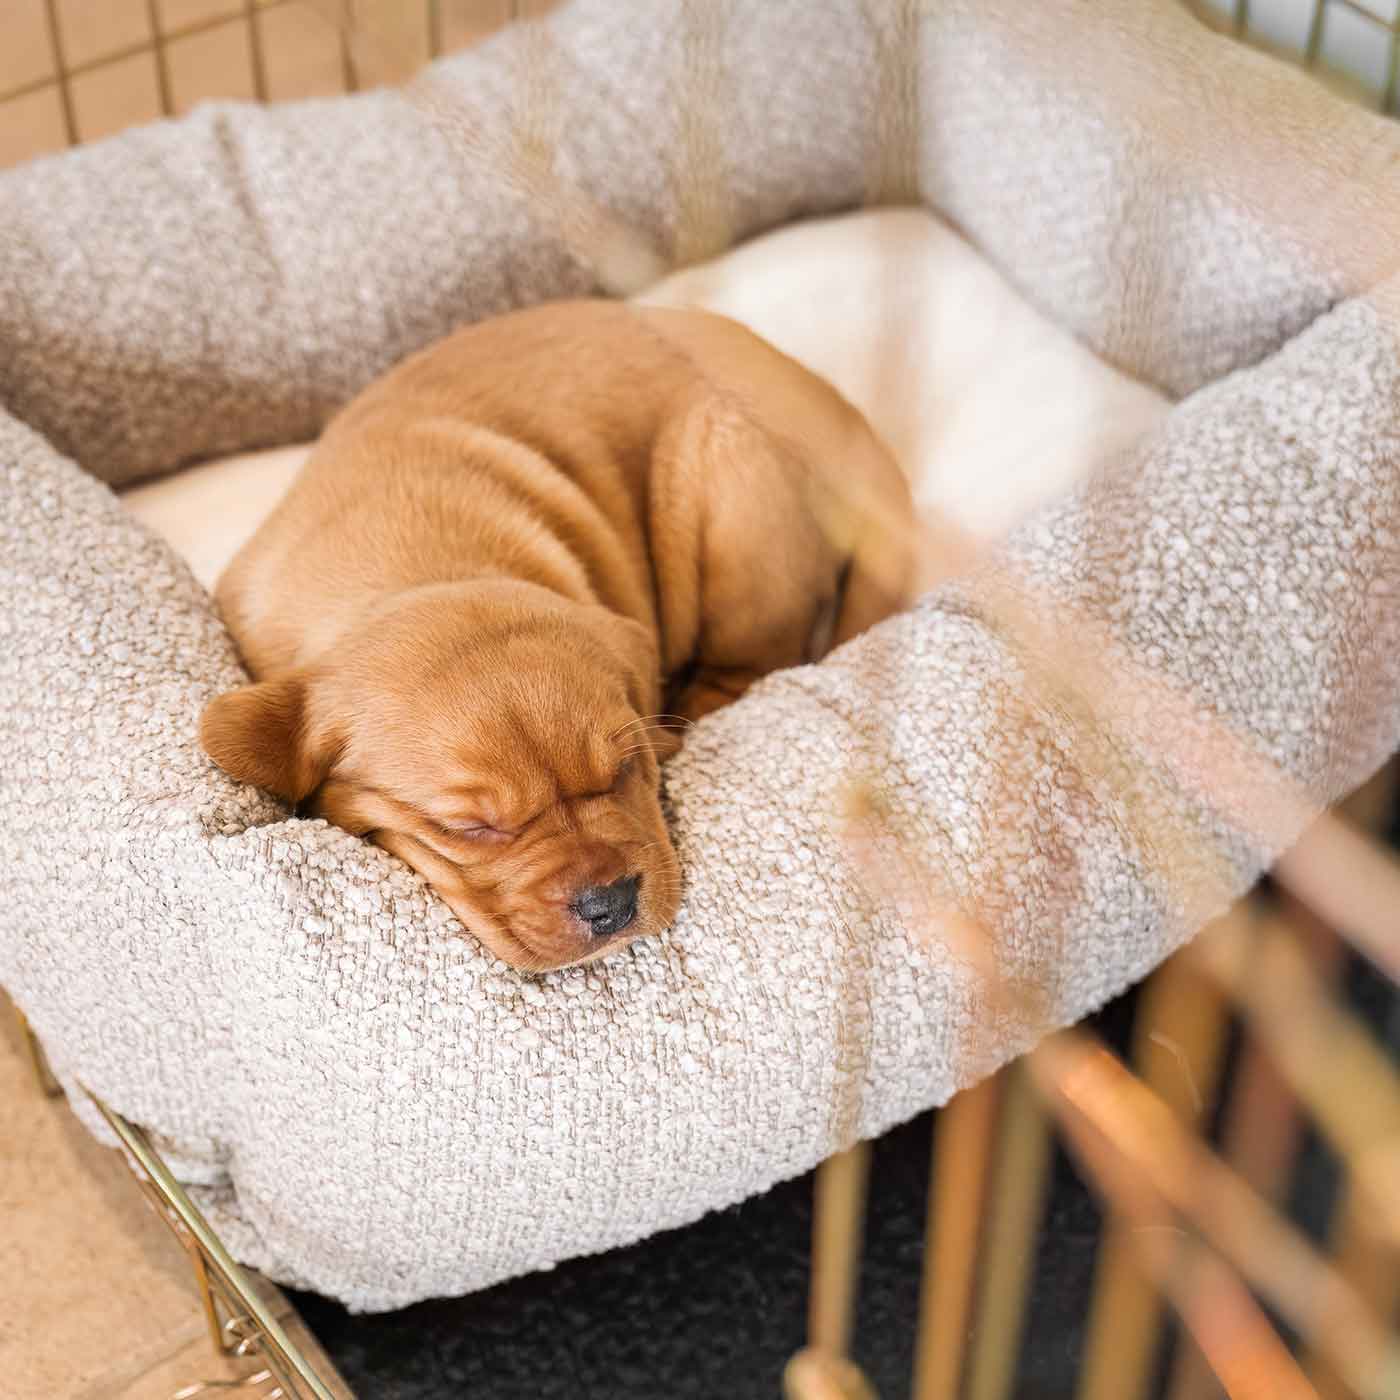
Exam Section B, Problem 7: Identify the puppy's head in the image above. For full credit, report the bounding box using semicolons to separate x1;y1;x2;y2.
202;581;682;971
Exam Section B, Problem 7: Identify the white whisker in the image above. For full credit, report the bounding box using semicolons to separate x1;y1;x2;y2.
611;712;696;740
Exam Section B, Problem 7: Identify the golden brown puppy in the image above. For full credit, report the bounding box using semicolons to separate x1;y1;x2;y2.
202;300;912;971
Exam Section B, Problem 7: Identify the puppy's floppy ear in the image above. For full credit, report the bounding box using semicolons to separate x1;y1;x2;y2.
200;673;333;804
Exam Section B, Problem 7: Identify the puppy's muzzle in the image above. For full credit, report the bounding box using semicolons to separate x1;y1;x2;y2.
571;875;639;936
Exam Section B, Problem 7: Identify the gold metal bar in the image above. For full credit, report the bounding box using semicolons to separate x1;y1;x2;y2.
186;1238;229;1357
171;1369;277;1397
1163;1294;1247;1400
1077;1229;1162;1400
88;1092;338;1400
1225;1037;1303;1196
1078;1076;1320;1400
1167;896;1348;1400
1035;1032;1321;1400
1194;914;1400;1240
1157;1244;1320;1400
1037;1030;1400;1399
1210;895;1342;1201
808;1141;873;1358
1338;756;1398;837
1385;20;1400;114
13;1002;63;1098
1267;890;1400;1399
963;1063;1053;1400
104;1155;309;1395
783;1348;877;1400
1163;1038;1304;1400
911;1074;1002;1400
246;0;269;103
785;1141;876;1400
1075;935;1232;1400
1304;0;1328;66
1332;0;1395;26
1307;1180;1400;1399
1274;813;1400;983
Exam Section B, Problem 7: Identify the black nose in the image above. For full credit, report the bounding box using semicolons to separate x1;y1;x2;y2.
571;875;639;936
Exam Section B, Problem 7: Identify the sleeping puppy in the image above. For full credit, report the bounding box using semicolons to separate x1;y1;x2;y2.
201;300;913;971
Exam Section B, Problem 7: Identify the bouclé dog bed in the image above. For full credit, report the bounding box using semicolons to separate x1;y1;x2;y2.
3;0;1399;1309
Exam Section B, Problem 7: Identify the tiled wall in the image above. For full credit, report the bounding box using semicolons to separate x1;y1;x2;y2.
0;1;556;170
9;1;1400;175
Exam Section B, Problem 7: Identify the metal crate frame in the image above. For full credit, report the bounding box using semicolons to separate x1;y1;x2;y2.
15;1004;340;1400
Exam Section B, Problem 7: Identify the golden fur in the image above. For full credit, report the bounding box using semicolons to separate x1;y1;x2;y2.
202;300;912;970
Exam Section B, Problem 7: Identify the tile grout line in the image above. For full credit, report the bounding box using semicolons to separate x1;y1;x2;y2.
339;0;359;92
0;1;295;110
246;0;270;101
427;0;442;59
145;0;175;118
39;0;77;144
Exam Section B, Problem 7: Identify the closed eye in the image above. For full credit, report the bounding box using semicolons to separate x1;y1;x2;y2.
437;820;512;843
342;782;516;848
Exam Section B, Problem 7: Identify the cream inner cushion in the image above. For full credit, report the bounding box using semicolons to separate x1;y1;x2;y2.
120;209;1167;586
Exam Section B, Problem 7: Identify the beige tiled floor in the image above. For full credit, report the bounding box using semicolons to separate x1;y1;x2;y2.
0;1;560;172
0;993;351;1400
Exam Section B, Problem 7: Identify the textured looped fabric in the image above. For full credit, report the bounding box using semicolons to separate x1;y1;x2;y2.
2;0;1400;1310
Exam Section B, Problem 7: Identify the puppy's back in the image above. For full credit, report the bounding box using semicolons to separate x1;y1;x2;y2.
216;300;909;672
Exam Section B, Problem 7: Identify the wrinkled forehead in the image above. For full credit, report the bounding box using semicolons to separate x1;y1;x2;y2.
333;618;640;787
400;672;635;793
450;710;632;800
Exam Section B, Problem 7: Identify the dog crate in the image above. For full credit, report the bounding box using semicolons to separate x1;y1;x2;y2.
5;3;1400;1399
